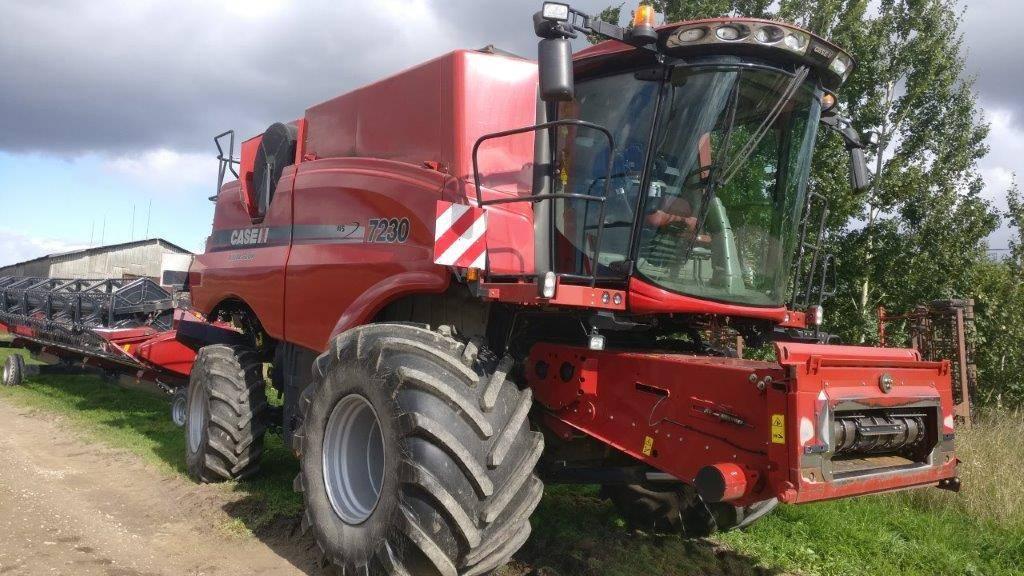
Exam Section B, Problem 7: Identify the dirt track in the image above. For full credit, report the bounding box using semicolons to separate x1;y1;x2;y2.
0;399;319;576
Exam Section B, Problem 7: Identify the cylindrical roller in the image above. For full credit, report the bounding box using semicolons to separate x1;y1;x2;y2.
832;413;926;455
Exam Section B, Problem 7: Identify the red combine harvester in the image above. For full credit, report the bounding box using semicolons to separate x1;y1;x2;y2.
1;3;960;574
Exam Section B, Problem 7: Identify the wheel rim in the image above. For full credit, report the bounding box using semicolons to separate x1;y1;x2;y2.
187;385;206;453
172;394;188;427
323;394;385;525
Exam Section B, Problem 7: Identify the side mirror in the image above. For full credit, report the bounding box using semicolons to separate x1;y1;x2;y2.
538;38;574;101
849;147;870;193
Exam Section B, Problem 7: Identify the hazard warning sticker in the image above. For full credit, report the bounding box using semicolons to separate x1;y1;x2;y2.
771;414;786;444
642;436;655;456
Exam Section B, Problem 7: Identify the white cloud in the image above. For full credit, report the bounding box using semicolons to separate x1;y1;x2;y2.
102;149;214;190
974;106;1024;249
0;228;89;268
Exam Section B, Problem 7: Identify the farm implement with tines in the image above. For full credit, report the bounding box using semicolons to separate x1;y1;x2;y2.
1;3;961;574
0;275;220;421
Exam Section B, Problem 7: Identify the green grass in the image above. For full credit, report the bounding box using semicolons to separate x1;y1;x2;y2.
2;346;1022;575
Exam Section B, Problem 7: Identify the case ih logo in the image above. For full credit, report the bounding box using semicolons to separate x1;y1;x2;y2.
812;44;836;60
230;227;269;246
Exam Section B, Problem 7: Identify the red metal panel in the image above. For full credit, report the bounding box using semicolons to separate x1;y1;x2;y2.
191;167;296;340
441;178;535;276
479;281;627;311
528;344;782;505
628;276;802;325
528;343;957;507
238;135;263;217
133;330;196;377
304;53;451;168
451;50;538;181
776;341;922;366
285;157;449;352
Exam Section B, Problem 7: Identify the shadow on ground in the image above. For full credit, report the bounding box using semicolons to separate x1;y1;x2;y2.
4;361;780;576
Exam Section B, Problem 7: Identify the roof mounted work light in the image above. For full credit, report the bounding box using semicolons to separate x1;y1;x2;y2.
664;19;855;90
542;2;570;21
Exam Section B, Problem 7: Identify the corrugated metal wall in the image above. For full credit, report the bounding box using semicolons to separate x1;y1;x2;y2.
0;261;50;277
0;242;189;279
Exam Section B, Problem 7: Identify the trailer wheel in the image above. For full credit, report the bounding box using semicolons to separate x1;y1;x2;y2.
171;388;188;428
185;345;268;482
293;323;544;575
2;354;25;387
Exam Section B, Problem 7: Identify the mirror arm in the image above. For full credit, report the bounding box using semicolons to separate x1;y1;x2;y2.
820;113;865;150
533;6;656;51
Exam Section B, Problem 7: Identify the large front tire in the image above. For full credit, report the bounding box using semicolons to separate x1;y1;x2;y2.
185;344;268;482
294;324;544;576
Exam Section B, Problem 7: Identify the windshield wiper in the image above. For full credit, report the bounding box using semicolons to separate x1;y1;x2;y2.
720;66;810;186
674;74;743;266
678;66;811;267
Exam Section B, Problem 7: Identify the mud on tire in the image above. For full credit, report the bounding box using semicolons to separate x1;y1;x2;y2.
2;353;25;387
293;323;544;576
185;344;268;482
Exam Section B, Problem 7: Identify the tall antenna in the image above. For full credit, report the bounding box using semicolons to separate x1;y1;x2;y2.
100;215;106;246
89;219;95;247
131;204;136;241
145;199;152;239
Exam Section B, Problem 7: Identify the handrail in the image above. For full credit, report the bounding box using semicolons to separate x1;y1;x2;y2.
470;119;617;287
214;130;240;201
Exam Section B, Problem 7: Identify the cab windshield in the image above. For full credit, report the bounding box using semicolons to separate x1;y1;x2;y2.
553;57;822;307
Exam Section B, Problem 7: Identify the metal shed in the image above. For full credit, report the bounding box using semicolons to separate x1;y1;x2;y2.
0;239;192;279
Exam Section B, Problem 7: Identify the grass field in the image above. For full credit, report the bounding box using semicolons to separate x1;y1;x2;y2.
1;346;1022;576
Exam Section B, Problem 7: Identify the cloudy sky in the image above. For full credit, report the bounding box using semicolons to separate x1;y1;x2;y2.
0;0;1018;266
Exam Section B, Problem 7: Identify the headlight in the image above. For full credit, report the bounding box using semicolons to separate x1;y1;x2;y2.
541;2;569;21
755;25;784;44
676;27;707;42
783;32;809;53
716;25;744;41
829;55;851;77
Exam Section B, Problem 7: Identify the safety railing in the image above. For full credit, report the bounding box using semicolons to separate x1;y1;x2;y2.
471;119;617;288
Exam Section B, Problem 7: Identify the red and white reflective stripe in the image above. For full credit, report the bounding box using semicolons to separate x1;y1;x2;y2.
434;201;487;269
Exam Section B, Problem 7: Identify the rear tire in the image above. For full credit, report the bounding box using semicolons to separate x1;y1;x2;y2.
3;354;25;387
185;345;268;482
294;323;544;575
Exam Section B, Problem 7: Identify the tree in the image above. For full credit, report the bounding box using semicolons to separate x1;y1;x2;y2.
968;179;1024;406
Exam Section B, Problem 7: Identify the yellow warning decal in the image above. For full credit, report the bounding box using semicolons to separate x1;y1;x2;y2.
771;414;785;444
642;435;655;456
